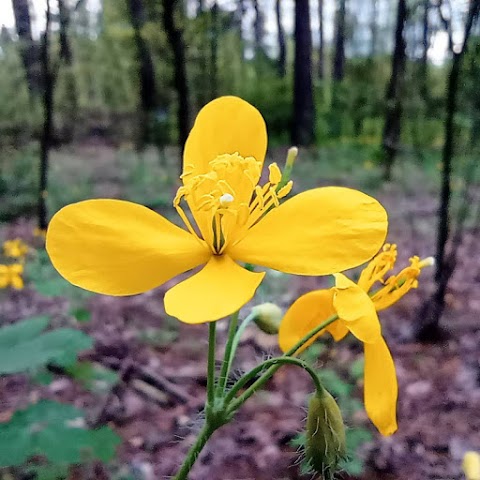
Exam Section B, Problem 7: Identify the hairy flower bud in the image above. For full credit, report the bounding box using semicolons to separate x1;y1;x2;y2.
305;389;347;479
251;303;283;335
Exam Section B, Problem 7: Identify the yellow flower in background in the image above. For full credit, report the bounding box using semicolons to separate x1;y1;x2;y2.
3;238;29;259
0;264;24;290
46;96;388;324
33;227;47;239
463;451;480;480
279;244;434;436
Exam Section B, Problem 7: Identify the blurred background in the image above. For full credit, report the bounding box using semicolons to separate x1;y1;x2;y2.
0;0;479;479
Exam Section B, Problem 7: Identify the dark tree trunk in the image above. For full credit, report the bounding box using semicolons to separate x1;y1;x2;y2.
275;0;286;78
381;0;407;181
416;2;480;342
162;0;190;152
196;0;204;15
126;0;157;130
253;0;265;58
12;0;41;94
292;0;315;146
58;0;73;65
236;0;246;60
332;0;346;81
39;0;55;231
420;0;430;101
210;1;219;99
369;0;378;59
318;0;324;79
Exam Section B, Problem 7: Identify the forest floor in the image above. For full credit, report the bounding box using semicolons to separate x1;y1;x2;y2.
1;143;479;480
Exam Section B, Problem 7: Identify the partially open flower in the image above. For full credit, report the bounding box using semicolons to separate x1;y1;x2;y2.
251;302;283;335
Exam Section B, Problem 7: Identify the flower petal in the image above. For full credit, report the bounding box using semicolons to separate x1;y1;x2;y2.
46;199;210;296
364;337;398;436
229;187;388;276
164;255;265;324
183;96;267;177
278;289;336;353
333;273;381;343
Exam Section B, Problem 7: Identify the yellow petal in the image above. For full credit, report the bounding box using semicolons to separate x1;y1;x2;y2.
229;187;388;276
326;320;349;342
46;199;210;296
333;273;381;344
164;255;265;324
278;289;336;353
364;337;398;436
183;96;267;178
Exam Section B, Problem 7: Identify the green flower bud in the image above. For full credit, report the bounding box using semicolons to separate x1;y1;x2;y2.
251;303;283;335
305;389;347;479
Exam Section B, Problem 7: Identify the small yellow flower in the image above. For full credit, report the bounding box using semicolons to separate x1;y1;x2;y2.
0;264;24;290
46;97;388;324
33;227;47;239
279;244;433;436
3;239;29;259
463;451;480;480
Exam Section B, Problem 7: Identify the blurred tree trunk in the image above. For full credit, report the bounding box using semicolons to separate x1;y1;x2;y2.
332;0;346;81
58;0;73;64
253;0;265;58
126;0;157;148
39;0;55;231
318;0;324;79
162;0;191;153
420;0;430;101
210;1;219;99
416;1;480;342
12;0;41;94
381;0;407;181
369;0;378;59
275;0;286;77
292;0;315;146
196;0;204;15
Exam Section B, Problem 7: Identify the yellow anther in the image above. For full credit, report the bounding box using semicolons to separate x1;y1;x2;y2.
418;256;435;268
268;163;282;185
277;180;293;199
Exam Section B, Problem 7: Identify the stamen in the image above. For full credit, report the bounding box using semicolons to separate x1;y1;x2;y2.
219;193;234;207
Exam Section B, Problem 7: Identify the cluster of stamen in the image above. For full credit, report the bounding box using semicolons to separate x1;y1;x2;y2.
174;153;293;254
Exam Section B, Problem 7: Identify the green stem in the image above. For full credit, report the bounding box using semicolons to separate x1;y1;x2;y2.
207;322;216;406
216;310;239;395
225;357;322;410
225;312;256;374
173;423;214;480
225;313;338;412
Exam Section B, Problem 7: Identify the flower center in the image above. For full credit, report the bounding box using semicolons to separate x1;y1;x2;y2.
174;153;292;254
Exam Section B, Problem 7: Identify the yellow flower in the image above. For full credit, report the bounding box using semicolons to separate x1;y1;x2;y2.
0;264;24;290
3;238;29;259
463;451;480;480
279;244;433;436
46;97;388;324
33;227;47;239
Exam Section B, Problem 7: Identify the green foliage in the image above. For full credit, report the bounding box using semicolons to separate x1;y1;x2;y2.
66;361;119;394
0;400;121;467
0;316;93;374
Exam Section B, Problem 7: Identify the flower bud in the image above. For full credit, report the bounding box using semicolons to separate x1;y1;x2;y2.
251;303;283;335
463;451;480;480
305;389;347;479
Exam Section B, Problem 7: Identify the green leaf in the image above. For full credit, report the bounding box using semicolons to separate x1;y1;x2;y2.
0;320;93;374
0;316;50;348
27;464;69;480
319;369;353;398
71;307;91;323
66;361;118;393
0;400;121;467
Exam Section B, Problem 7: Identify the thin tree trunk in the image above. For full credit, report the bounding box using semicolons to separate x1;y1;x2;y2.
292;0;315;146
12;0;41;94
39;0;55;231
332;0;346;81
381;0;407;181
58;0;73;64
420;0;430;101
416;1;480;341
318;0;324;79
275;0;286;78
253;0;264;58
162;0;190;154
369;0;378;59
127;0;157;147
210;1;219;99
196;0;204;15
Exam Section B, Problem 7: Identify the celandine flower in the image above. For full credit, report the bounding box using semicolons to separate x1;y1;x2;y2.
3;239;29;259
0;264;24;289
46;96;388;324
279;244;433;435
